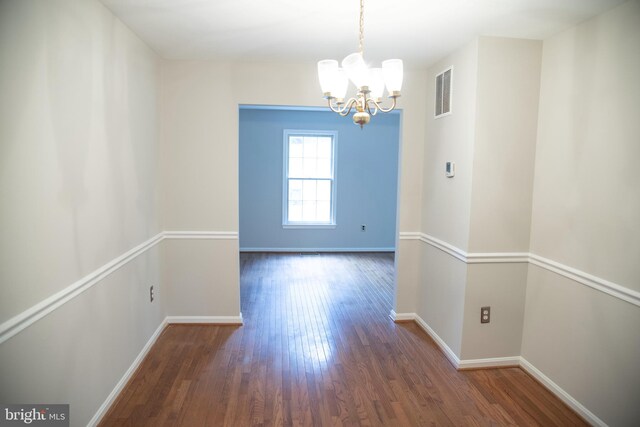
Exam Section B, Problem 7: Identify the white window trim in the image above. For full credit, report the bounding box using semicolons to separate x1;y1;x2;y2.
435;65;453;119
282;129;338;228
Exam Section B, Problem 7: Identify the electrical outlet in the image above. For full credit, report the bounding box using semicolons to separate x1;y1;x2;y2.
361;224;366;232
150;285;154;303
481;306;490;323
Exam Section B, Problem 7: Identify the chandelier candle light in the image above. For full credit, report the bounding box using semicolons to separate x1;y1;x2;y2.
317;0;403;128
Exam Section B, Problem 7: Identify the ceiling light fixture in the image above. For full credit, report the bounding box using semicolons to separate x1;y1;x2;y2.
317;0;403;128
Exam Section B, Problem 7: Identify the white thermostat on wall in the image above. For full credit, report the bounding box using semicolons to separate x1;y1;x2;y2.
445;161;455;177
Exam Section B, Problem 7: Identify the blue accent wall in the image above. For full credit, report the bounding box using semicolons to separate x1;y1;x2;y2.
239;107;400;251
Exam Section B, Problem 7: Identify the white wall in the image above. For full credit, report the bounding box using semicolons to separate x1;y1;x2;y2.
0;0;162;425
523;1;640;425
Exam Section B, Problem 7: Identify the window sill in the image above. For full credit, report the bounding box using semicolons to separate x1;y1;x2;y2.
282;224;336;230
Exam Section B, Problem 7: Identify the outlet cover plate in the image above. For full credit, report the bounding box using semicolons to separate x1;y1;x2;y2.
481;306;490;323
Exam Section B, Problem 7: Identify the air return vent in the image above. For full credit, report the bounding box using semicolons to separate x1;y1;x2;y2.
435;67;452;117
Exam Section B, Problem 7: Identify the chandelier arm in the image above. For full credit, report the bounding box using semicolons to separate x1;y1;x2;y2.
365;98;379;116
327;97;358;116
369;96;399;114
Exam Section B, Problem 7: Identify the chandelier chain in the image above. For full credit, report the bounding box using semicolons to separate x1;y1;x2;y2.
358;0;364;55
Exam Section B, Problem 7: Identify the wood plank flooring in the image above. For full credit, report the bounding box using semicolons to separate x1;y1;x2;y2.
100;252;587;426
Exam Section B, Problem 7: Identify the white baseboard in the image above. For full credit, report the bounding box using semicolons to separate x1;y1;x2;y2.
412;314;462;369
89;314;243;425
457;356;521;370
392;312;605;426
388;310;416;322
519;357;606;427
166;314;243;325
240;247;395;253
87;318;168;427
391;311;462;368
90;312;603;427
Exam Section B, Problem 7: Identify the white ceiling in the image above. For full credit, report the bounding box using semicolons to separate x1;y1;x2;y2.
100;0;625;66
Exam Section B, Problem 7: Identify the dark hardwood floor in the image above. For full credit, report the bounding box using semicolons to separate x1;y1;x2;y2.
100;252;586;426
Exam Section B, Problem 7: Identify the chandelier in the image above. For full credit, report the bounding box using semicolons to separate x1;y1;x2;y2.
317;0;403;128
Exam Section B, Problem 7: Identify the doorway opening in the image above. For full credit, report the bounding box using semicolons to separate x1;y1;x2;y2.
238;105;401;318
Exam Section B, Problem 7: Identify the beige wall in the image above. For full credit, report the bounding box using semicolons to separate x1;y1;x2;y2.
414;13;639;422
159;60;428;317
414;40;479;354
0;246;163;426
421;40;478;251
529;1;640;290
0;0;163;425
159;59;428;234
163;239;241;317
417;37;541;360
461;263;528;359
394;239;421;314
523;266;640;426
0;0;160;320
468;37;542;253
417;244;467;356
460;37;542;360
0;9;429;420
160;62;238;231
523;1;640;425
2;0;638;425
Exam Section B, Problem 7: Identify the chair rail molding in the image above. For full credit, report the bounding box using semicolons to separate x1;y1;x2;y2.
398;231;639;307
0;231;240;344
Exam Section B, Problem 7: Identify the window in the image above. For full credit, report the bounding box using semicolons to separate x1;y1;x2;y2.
283;130;337;228
435;67;452;117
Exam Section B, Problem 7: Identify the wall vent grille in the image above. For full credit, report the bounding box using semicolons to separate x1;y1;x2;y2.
435;67;452;117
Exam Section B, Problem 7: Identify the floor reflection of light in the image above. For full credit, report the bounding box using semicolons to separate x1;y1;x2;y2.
309;338;333;364
284;267;335;367
286;330;334;367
